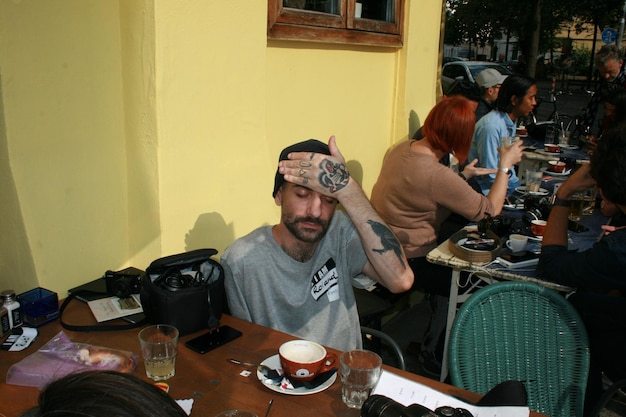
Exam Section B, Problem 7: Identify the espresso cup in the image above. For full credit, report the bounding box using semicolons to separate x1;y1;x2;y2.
548;160;566;173
544;143;560;153
530;219;547;237
506;234;528;253
279;340;337;382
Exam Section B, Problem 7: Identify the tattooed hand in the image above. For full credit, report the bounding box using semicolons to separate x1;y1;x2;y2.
278;135;351;195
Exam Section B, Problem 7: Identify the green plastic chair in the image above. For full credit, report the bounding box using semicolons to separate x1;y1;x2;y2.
448;281;590;417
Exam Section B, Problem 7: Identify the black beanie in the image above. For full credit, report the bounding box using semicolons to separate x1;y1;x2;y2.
272;139;330;197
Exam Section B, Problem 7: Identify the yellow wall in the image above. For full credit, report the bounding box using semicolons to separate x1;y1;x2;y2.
0;0;443;297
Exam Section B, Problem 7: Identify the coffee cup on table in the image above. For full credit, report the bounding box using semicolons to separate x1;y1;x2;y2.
548;160;566;173
544;143;560;153
530;220;547;237
279;340;336;382
506;234;528;252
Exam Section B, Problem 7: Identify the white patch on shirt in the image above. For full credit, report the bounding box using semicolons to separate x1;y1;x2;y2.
311;258;339;301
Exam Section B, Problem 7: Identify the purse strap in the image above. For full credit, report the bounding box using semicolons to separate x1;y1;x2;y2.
59;291;146;332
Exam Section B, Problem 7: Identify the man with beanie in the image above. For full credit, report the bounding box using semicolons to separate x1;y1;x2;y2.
222;136;413;351
475;68;507;121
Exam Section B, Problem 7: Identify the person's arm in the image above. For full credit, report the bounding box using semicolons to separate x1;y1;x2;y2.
278;136;414;293
484;140;524;213
542;163;597;247
460;158;497;179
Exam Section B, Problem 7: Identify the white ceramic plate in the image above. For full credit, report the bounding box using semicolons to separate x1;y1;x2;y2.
543;168;572;177
515;186;549;196
503;203;525;210
558;144;579;150
257;354;336;396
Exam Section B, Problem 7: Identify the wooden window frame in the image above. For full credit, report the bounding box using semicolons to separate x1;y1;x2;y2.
268;0;404;48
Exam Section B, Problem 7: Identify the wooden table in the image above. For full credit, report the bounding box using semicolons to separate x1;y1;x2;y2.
0;299;547;417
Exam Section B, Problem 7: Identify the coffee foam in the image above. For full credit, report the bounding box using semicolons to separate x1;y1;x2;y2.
280;341;325;363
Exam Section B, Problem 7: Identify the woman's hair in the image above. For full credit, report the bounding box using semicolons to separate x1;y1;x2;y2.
422;96;476;163
590;126;626;206
495;74;535;114
21;371;188;417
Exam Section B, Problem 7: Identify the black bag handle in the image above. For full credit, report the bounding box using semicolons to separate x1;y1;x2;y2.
59;290;146;332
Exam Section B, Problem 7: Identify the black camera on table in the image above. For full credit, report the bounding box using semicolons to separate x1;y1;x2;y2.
361;395;474;417
104;268;142;298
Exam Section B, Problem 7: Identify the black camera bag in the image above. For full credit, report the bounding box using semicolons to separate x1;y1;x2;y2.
139;248;226;336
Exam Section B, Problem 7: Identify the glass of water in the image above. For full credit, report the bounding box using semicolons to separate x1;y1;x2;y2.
340;350;382;409
138;324;179;381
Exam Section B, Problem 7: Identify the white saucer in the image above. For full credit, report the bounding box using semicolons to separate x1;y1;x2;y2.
515;186;549;196
537;150;562;157
503;203;525;210
543;168;572;177
558;144;579;150
257;354;336;396
527;235;543;242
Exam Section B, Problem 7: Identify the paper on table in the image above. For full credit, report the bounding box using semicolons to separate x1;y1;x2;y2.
372;371;530;417
87;294;143;322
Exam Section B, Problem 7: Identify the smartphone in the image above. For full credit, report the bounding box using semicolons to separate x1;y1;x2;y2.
185;325;242;354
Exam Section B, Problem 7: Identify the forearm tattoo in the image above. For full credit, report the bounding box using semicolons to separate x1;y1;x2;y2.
318;158;350;193
367;220;406;268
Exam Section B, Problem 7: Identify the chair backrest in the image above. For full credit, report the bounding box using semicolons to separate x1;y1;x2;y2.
448;281;590;417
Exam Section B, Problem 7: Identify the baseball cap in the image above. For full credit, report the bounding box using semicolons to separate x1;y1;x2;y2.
272;139;330;197
476;68;507;88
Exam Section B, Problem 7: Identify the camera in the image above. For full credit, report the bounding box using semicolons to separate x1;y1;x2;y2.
104;268;142;298
361;395;474;417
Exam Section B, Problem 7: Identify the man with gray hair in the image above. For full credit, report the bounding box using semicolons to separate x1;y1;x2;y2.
581;45;626;131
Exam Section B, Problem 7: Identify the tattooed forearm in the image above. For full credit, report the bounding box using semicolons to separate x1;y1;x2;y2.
318;158;350;193
367;220;406;268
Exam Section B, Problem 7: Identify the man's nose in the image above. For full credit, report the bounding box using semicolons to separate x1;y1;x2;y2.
306;195;323;218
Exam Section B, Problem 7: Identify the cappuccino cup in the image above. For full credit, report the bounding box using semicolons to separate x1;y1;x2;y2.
506;234;528;253
531;219;547;237
279;340;337;382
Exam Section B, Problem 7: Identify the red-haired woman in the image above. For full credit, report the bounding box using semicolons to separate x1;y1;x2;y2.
370;96;523;378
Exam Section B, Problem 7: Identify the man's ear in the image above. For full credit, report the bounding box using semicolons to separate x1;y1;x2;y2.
274;187;283;206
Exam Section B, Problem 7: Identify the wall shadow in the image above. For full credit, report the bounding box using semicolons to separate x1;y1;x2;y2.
0;70;38;293
185;212;235;258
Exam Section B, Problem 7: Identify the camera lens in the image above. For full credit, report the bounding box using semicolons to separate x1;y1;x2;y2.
361;395;405;417
112;278;133;298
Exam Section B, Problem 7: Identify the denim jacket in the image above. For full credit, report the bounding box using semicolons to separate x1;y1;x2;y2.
469;110;520;196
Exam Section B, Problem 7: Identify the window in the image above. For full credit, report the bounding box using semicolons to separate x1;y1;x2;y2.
268;0;405;48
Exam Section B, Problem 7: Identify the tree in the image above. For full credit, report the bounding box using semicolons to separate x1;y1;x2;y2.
444;0;623;78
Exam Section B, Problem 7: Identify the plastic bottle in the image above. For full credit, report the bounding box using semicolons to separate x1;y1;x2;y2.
1;290;23;329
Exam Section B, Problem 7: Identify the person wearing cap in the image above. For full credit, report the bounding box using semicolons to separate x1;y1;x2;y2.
222;136;413;351
469;74;536;196
475;68;507;121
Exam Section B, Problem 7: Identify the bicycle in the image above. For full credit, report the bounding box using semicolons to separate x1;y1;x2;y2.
523;90;590;143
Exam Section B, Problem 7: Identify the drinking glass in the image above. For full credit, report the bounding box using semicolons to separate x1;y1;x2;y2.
525;170;543;193
138;324;179;381
340;350;382;409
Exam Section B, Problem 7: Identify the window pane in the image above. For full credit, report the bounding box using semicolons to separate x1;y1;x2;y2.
358;0;394;22
283;0;340;15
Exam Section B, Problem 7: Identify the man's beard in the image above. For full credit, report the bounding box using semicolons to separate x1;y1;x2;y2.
283;216;330;243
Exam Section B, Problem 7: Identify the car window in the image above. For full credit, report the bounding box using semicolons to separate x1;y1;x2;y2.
444;64;468;81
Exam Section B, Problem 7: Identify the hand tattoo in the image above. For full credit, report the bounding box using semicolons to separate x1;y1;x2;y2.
367;220;406;268
318;158;350;193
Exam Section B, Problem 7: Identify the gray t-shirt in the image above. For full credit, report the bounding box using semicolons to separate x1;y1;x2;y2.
222;211;374;351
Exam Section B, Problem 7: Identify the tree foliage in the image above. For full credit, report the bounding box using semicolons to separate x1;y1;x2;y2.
445;0;624;76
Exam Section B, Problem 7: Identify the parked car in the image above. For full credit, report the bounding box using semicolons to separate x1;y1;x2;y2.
441;61;512;95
